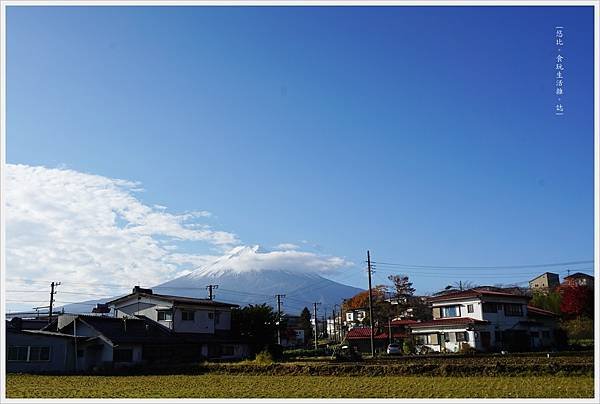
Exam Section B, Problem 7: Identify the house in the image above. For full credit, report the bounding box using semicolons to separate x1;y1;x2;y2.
105;286;249;359
563;272;594;289
409;288;559;353
345;319;416;354
6;287;251;373
6;321;85;373
344;308;366;327
106;286;237;335
529;272;560;291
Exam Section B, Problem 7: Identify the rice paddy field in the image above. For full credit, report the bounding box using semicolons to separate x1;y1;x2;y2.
5;374;595;398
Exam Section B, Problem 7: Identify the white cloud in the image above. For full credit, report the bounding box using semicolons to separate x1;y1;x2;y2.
4;164;351;309
275;243;300;251
4;164;237;307
192;245;351;277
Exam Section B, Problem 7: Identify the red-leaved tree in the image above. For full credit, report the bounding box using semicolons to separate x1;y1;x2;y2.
559;284;594;319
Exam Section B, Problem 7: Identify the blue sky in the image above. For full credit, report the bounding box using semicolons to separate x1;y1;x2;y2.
6;5;595;297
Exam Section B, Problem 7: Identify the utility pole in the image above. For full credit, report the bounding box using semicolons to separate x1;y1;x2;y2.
313;302;321;350
206;284;218;300
48;281;60;322
388;317;392;345
275;294;286;345
332;308;336;343
459;280;463;291
367;250;375;357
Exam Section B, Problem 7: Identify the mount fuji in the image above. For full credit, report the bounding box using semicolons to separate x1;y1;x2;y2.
153;246;363;314
61;246;363;315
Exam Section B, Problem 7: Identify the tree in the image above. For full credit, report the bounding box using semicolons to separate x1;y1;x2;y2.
299;307;313;347
388;274;415;298
559;284;594;319
343;285;388;310
231;303;278;355
530;289;562;315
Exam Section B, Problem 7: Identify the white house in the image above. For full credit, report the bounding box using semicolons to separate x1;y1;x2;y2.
106;287;236;335
105;286;248;359
409;288;558;353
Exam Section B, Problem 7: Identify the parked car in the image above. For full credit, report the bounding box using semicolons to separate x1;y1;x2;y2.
387;343;401;355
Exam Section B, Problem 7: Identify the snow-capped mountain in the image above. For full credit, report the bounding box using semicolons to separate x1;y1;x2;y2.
60;246;362;315
154;246;363;314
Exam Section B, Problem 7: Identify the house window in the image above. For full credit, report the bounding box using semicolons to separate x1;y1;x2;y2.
504;304;523;317
441;306;460;318
467;304;474;313
443;332;452;342
113;348;133;362
181;310;195;321
7;346;29;361
157;310;172;321
29;347;50;361
455;332;468;342
414;334;428;345
8;346;50;362
482;303;497;313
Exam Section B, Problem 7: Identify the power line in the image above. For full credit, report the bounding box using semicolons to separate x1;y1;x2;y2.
370;259;594;270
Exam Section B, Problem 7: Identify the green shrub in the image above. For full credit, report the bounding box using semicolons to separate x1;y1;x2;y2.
402;340;413;354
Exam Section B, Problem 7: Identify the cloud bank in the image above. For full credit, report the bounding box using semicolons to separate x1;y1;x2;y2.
5;164;350;309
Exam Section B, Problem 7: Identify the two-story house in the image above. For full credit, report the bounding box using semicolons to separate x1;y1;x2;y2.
529;272;560;291
409;288;558;353
105;286;247;359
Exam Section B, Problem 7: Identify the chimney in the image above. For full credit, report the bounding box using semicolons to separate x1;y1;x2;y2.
132;286;153;295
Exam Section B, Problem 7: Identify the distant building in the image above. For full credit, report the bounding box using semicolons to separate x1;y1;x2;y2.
345;308;366;326
409;288;559;353
529;272;560;291
563;272;594;289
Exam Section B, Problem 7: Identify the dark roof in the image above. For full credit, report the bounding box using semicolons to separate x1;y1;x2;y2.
76;315;178;345
106;292;238;308
409;317;489;328
564;272;594;280
528;272;559;282
428;288;530;303
527;305;559;318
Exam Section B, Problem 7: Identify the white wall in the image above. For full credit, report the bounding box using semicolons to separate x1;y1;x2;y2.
173;307;214;334
112;296;234;334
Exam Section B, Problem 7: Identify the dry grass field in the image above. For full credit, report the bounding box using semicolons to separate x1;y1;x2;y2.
6;374;595;398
